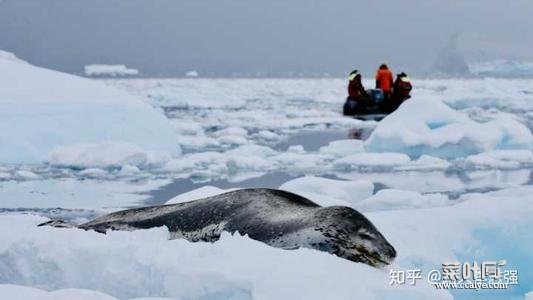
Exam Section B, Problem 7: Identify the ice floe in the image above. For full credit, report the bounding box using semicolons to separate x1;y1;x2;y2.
84;64;139;77
365;98;532;158
279;176;374;207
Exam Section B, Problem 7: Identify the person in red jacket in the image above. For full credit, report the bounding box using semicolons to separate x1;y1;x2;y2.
392;72;412;102
344;70;370;115
375;64;394;99
385;72;412;113
347;70;367;100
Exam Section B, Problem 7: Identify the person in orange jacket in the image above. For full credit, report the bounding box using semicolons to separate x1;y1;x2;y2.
375;64;394;100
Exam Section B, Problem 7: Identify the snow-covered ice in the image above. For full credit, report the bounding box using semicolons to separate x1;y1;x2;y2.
0;185;530;300
0;51;180;165
364;98;532;158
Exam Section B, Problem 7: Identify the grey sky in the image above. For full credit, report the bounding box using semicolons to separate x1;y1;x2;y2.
1;0;532;76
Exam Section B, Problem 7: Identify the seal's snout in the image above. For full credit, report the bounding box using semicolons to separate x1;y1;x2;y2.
372;236;396;266
356;233;397;267
387;244;397;260
381;242;397;265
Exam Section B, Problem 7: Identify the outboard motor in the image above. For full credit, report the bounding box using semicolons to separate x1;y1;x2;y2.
366;89;385;104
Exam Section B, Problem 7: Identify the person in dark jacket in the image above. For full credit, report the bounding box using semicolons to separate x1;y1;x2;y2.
388;72;412;112
344;70;370;115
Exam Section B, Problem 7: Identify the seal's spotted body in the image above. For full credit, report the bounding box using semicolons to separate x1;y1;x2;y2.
45;188;396;267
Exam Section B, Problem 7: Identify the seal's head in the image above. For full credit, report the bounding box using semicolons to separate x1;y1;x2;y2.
312;206;396;267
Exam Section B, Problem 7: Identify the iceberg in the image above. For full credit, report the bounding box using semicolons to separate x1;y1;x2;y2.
364;98;532;158
469;60;533;78
0;51;180;165
84;64;139;77
185;70;199;77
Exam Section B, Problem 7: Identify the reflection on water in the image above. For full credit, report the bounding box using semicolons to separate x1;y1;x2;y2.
0;207;99;222
275;130;350;151
275;126;375;151
146;172;298;205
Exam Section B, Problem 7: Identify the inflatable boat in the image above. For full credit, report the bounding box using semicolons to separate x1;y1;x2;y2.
343;89;388;121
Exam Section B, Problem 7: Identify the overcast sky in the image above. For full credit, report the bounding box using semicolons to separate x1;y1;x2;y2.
1;0;532;76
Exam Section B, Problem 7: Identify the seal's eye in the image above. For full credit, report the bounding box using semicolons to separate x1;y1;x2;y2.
359;233;373;240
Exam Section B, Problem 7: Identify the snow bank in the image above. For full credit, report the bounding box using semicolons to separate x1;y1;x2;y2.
0;214;448;300
2;186;531;299
84;64;139;77
371;186;533;299
279;176;374;207
0;51;180;164
527;291;533;300
365;98;532;158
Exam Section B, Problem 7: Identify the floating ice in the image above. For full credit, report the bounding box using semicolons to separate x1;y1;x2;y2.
333;152;412;170
365;98;532;158
279;176;374;207
84;64;139;77
14;170;40;180
49;142;172;169
318;139;365;157
185;70;199;77
355;189;449;212
461;150;532;170
165;186;234;204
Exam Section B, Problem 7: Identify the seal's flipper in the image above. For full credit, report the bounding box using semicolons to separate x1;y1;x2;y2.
38;219;77;229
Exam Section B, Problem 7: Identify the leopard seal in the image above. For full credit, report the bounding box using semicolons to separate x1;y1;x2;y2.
41;188;396;267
